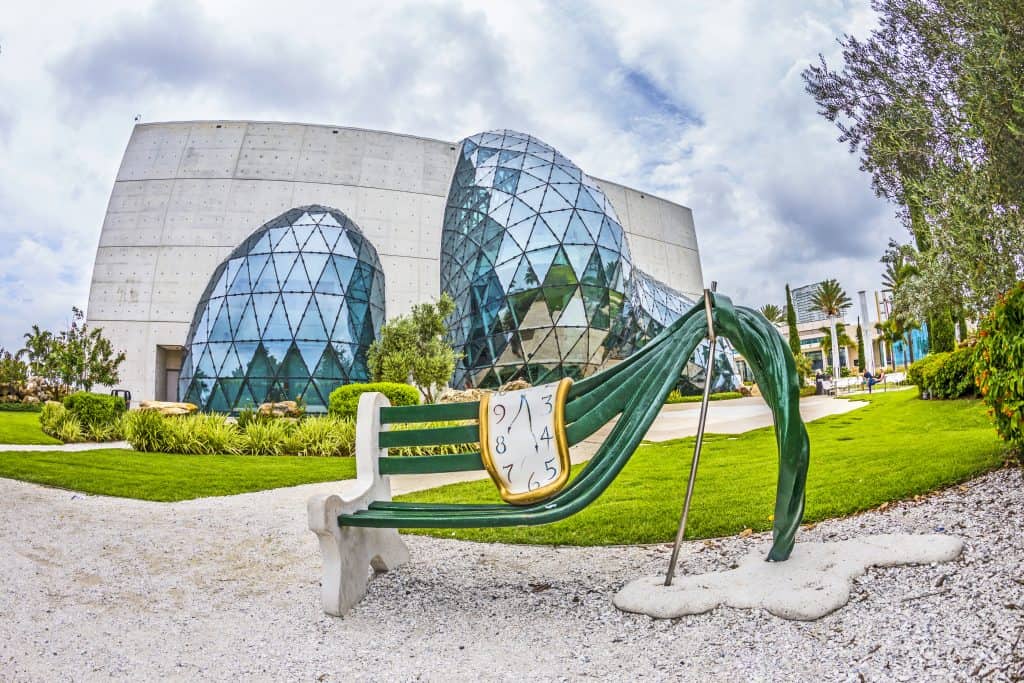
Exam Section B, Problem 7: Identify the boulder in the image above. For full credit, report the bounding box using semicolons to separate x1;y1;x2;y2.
258;400;301;418
739;385;752;397
499;378;532;392
438;387;492;404
138;400;198;416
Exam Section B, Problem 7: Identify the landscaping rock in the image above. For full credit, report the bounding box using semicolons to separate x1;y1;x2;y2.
137;400;198;416
438;387;492;403
499;378;532;392
258;400;301;417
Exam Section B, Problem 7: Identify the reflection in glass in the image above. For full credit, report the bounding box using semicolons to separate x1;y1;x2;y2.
440;130;741;393
178;205;385;412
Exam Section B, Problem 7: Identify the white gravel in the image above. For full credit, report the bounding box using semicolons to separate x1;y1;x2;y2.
1;467;1021;681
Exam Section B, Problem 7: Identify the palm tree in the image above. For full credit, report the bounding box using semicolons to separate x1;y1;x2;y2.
811;279;852;379
18;325;53;379
817;323;854;362
758;304;785;325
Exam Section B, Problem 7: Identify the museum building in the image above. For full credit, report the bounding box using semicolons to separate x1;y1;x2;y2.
86;122;736;411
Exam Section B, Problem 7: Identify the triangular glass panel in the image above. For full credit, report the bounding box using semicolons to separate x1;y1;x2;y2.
291;224;316;250
208;301;233;342
312;345;344;380
275;227;301;253
527;246;558;284
300;252;329;287
527;219;560;250
541;210;572;240
303;226;331;254
282;292;312;335
218;378;244;409
251;256;279;293
333;256;356;293
516;186;546;211
261;340;292;375
206;382;230;413
295;298;327;341
507;198;536;226
248;231;274;255
261;297;292;340
296;342;325;378
576;187;603;213
279;343;309;379
563;211;594;245
315;259;344;295
539;188;572;213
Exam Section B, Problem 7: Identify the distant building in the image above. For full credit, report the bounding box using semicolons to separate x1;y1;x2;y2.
791;282;838;325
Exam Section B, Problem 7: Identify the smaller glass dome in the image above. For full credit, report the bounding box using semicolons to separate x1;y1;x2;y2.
178;205;385;412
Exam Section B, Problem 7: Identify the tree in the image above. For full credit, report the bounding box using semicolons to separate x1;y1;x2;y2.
803;0;1024;317
785;284;801;357
817;323;854;362
366;294;460;403
18;325;54;379
812;279;853;379
856;322;866;371
47;308;126;394
759;304;785;325
0;348;28;389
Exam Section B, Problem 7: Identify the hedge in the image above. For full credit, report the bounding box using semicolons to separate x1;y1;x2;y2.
328;382;420;419
974;281;1024;452
907;348;976;399
0;402;43;412
63;391;127;428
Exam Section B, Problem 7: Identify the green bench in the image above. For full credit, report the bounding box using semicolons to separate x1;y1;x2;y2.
308;293;810;616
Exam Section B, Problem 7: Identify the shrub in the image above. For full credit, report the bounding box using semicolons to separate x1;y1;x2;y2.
63;391;126;429
930;348;976;399
799;385;817;397
39;401;87;443
287;416;356;457
123;409;171;452
0;402;42;412
974;281;1024;453
328;382;420;419
908;350;976;399
84;419;124;443
239;419;295;456
162;414;242;455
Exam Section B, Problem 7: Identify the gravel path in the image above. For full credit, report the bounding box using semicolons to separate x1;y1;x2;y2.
1;467;1021;681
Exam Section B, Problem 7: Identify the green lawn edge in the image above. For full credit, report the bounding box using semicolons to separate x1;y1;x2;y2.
0;449;356;502
398;391;1006;546
0;411;61;445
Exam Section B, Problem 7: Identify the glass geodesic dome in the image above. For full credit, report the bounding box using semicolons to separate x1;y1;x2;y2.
178;205;385;412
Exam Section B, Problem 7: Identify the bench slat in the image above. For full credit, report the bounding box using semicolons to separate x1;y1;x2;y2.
379;402;479;424
378;452;485;475
378;424;479;448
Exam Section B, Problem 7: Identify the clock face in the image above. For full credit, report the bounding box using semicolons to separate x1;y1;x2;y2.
479;378;573;505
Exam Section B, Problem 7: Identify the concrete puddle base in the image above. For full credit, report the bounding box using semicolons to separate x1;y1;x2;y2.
614;534;963;621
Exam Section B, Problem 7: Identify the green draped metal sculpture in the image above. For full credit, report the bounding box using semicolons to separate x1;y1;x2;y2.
308;291;811;615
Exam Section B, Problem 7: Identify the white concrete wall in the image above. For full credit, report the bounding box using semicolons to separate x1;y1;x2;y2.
86;121;704;401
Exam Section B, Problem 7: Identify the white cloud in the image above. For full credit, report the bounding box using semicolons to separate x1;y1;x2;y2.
0;0;899;351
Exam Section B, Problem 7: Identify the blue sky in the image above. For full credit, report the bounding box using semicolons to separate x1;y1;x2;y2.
0;0;896;352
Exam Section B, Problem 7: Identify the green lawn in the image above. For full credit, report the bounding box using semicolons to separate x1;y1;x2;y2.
399;391;1006;545
0;411;60;445
0;450;356;501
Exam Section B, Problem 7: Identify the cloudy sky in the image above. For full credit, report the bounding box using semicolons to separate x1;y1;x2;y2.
0;0;899;352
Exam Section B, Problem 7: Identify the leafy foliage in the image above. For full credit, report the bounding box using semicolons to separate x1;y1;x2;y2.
328;382;420;420
62;391;126;429
123;411;358;457
817;323;854;359
366;294;459;403
16;309;126;396
665;391;744;404
785;284;801;358
974;281;1024;452
0;348;28;388
758;304;785;325
39;402;84;443
387;420;478;456
804;0;1024;316
909;349;977;399
811;279;853;319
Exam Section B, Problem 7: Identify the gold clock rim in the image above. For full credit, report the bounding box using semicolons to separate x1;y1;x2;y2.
478;377;573;506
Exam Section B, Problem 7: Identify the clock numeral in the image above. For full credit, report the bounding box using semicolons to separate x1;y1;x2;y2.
542;394;553;414
539;426;553;448
495;435;507;454
528;471;541;491
502;463;513;482
544;458;557;480
493;404;506;423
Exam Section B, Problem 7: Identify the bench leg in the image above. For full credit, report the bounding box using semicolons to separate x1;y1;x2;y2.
308;493;410;616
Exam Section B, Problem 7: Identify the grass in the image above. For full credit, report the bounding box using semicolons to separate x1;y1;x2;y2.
0;449;356;501
399;391;1007;545
0;411;61;445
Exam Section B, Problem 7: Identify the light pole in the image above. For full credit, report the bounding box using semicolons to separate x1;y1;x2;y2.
829;314;841;382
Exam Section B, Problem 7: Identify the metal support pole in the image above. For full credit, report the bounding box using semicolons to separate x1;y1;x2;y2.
665;282;718;586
